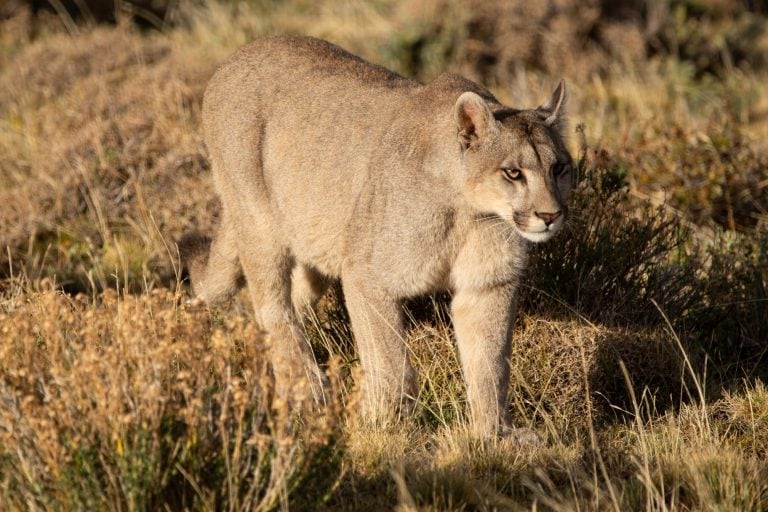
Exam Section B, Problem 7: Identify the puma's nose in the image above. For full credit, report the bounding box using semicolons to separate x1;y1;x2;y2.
535;211;562;226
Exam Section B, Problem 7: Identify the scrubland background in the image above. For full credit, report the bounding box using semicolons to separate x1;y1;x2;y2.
0;0;767;510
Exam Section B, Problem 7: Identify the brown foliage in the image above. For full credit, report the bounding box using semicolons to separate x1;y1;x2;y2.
0;286;343;509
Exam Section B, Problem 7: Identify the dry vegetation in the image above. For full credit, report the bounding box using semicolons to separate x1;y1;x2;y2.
0;0;767;510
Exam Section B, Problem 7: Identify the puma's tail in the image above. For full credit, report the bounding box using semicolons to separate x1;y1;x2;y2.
177;231;212;298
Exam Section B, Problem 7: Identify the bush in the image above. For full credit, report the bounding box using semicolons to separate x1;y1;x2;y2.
0;288;343;510
525;141;703;329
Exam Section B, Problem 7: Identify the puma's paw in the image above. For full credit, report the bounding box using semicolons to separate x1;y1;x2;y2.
185;296;207;309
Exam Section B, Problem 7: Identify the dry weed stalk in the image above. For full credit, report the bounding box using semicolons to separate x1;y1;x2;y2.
0;286;344;510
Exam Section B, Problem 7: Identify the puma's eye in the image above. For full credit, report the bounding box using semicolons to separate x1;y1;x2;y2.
501;168;522;181
552;163;570;177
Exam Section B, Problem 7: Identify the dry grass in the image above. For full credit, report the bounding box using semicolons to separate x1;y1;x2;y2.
0;284;344;510
2;284;766;510
1;0;767;509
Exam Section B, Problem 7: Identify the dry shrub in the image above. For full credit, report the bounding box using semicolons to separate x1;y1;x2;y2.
379;0;647;84
692;227;768;381
509;316;684;432
0;286;343;510
523;138;767;387
526;144;703;328
626;125;768;232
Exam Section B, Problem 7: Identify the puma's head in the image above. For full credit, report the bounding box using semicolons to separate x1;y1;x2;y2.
454;81;573;243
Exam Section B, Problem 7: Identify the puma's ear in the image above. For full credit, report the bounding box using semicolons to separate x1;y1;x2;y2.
454;91;497;151
537;79;568;130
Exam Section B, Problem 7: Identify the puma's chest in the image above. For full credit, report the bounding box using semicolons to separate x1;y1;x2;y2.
450;224;528;291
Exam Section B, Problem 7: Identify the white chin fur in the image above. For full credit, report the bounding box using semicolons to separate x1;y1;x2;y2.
516;227;556;243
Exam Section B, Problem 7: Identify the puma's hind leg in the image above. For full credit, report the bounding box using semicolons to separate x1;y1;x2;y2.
238;248;328;405
179;212;243;305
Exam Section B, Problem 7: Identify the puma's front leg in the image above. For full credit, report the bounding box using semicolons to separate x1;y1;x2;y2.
452;283;518;435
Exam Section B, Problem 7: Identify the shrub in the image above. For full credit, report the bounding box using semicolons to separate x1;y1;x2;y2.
0;288;343;510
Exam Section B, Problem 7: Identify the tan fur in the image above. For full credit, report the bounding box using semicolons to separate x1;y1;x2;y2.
184;36;573;436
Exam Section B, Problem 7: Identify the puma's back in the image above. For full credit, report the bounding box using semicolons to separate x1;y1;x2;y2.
184;36;573;435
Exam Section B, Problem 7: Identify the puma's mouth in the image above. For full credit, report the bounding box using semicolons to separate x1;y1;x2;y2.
513;220;563;243
516;227;555;243
512;212;565;243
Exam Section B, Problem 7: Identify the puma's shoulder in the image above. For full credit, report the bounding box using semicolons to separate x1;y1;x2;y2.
424;73;499;104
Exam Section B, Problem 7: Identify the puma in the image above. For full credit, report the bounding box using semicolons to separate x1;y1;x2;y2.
180;36;573;437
